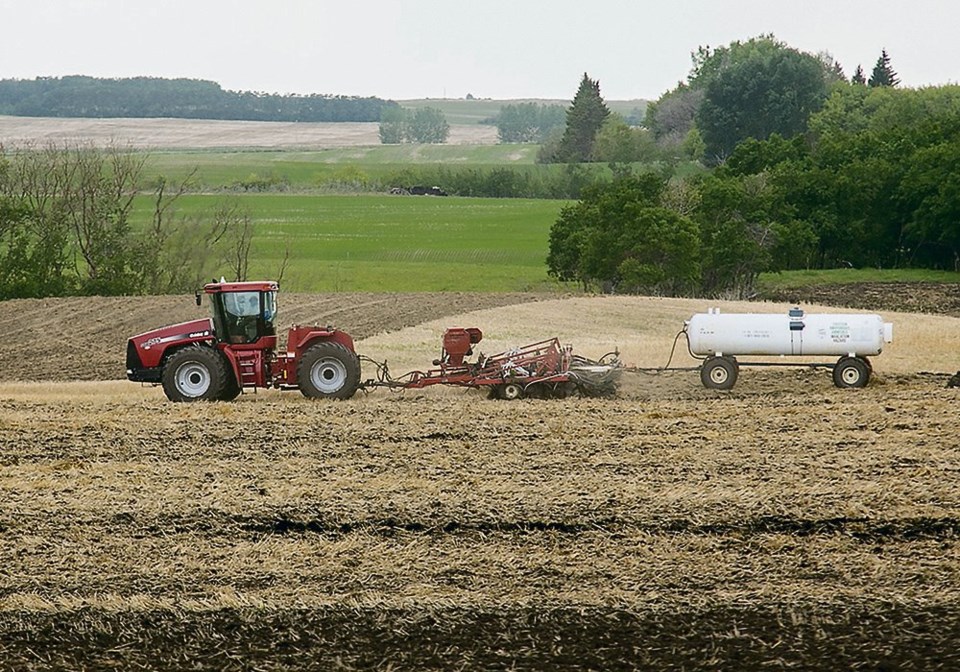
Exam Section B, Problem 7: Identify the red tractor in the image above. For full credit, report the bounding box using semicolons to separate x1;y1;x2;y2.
126;280;361;402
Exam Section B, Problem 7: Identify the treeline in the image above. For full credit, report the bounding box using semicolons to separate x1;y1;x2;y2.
0;145;257;299
379;164;602;199
547;83;960;296
539;36;960;295
0;76;397;122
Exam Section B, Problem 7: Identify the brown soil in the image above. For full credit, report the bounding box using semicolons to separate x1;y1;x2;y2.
1;285;959;667
1;374;957;669
762;281;960;316
0;292;546;381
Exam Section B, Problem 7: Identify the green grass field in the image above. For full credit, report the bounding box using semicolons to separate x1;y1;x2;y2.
136;144;955;296
757;267;960;290
144;146;541;190
133;193;568;292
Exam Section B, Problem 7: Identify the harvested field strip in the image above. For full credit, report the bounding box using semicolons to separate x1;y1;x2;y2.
4;510;960;542
2;604;957;671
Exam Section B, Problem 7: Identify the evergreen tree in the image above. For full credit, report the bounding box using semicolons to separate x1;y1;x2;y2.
868;49;899;87
852;65;867;85
555;73;610;163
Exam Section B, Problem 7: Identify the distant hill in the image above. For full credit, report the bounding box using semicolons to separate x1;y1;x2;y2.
398;98;649;125
0;76;398;122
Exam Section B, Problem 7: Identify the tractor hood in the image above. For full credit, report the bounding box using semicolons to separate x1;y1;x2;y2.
129;318;214;351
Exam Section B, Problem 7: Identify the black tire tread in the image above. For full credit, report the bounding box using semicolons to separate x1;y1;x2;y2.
161;345;229;403
297;341;361;399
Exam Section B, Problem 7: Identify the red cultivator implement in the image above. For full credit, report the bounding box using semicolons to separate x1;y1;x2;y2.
361;327;622;399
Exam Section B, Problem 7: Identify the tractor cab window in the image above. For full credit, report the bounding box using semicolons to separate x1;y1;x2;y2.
262;291;277;329
218;291;275;344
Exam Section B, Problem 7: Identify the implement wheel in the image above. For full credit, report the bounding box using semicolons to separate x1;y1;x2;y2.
493;382;524;400
700;356;738;390
162;346;229;402
297;342;360;399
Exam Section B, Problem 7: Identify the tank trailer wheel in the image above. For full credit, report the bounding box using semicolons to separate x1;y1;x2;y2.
700;356;739;390
297;342;361;399
833;356;870;388
162;346;230;402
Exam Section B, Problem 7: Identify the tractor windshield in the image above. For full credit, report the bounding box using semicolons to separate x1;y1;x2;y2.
216;290;277;344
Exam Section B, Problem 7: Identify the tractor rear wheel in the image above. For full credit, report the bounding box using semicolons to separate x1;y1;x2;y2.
297;342;360;399
162;346;229;402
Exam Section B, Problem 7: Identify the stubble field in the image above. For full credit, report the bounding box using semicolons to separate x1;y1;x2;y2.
0;116;498;149
1;294;959;669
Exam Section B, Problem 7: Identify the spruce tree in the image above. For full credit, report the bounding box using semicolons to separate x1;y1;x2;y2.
555;73;610;163
868;49;899;87
851;65;867;85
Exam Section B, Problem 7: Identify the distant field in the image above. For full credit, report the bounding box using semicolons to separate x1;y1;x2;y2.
0;116;495;149
144;145;540;189
131;193;567;292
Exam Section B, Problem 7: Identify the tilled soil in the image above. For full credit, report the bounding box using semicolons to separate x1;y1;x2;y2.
762;281;960;316
2;286;959;668
0;372;958;669
0;292;545;381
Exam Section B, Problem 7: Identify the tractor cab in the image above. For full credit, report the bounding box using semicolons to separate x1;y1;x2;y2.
201;280;278;347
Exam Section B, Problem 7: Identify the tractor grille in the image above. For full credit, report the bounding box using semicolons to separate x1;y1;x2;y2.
126;340;142;371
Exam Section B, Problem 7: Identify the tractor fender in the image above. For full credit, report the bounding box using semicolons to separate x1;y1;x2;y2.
287;325;356;356
217;346;245;387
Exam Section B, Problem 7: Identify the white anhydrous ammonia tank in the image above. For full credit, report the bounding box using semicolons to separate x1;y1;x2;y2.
686;308;894;357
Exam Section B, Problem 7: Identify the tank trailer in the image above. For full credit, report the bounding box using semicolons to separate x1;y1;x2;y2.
685;307;894;390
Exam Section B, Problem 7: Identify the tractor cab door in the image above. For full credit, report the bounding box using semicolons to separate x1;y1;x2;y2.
215;290;277;345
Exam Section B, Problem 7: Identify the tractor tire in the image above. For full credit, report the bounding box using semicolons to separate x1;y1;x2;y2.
219;374;243;401
700;356;738;390
297;342;360;399
162;346;229;402
833;356;870;388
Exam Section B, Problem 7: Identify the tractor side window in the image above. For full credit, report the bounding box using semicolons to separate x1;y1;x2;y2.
263;291;277;330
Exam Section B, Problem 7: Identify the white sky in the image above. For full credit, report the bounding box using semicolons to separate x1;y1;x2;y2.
2;0;957;101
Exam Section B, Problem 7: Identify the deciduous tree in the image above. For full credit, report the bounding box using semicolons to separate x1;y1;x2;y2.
695;37;829;164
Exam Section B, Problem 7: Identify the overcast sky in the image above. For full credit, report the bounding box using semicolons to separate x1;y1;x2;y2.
2;0;957;101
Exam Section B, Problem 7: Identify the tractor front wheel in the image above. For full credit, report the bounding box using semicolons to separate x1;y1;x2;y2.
162;346;229;402
297;342;361;399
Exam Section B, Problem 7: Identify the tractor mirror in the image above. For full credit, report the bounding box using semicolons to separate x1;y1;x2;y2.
195;291;202;306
